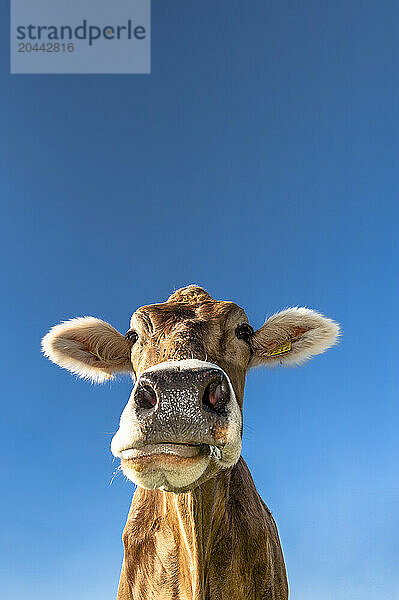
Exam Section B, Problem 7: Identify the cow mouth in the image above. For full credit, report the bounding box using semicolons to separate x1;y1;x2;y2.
120;442;222;464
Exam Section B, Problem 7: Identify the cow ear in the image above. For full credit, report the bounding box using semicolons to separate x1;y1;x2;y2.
249;307;340;368
41;317;133;383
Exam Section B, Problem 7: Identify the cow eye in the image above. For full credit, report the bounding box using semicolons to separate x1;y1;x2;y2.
125;330;139;344
235;324;254;343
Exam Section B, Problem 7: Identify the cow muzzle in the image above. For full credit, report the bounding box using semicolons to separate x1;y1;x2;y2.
111;360;242;492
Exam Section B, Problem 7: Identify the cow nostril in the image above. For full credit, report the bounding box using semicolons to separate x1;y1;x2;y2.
202;378;229;413
135;384;157;410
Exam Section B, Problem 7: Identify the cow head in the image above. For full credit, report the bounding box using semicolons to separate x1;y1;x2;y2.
42;286;339;492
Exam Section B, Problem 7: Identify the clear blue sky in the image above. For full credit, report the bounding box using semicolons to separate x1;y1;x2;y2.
1;2;398;599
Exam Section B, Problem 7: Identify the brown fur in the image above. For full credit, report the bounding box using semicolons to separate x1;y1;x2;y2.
42;285;340;600
118;457;288;600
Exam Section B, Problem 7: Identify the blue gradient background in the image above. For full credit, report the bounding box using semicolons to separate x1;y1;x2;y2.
1;1;398;599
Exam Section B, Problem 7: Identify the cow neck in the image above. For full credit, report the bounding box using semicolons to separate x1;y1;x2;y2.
123;467;232;600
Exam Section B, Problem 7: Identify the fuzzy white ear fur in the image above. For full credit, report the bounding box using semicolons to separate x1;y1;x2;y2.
41;317;133;383
250;307;340;368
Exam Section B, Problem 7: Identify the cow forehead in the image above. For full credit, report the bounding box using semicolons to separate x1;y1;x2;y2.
131;300;248;331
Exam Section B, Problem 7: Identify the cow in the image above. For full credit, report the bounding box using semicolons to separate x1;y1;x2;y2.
42;285;340;600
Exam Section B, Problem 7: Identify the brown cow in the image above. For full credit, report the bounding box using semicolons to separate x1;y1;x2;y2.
42;285;340;600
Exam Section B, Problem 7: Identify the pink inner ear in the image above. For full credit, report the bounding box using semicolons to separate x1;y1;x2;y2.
291;326;308;338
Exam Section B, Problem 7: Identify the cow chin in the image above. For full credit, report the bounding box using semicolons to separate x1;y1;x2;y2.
119;441;241;492
121;454;210;492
